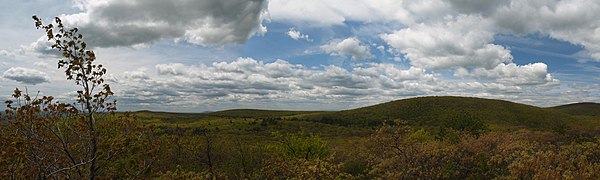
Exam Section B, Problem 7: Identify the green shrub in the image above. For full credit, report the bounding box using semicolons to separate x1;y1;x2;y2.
272;131;329;160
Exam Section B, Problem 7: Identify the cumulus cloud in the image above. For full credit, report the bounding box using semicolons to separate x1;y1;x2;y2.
58;0;268;48
268;0;448;26
456;63;559;86
491;0;600;60
379;13;559;86
268;0;365;26
116;58;440;106
287;28;311;41
123;70;149;80
156;63;189;76
0;50;15;57
382;15;512;70
2;67;50;85
474;63;558;85
321;38;374;60
447;0;509;15
376;45;385;55
270;0;600;62
8;0;600;111
33;61;50;68
108;57;568;110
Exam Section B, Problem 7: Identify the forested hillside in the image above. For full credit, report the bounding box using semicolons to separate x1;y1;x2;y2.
297;96;575;130
551;102;600;116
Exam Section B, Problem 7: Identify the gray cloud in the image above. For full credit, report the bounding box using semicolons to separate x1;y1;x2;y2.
2;67;50;85
115;58;439;106
60;0;268;48
107;57;568;111
447;0;509;15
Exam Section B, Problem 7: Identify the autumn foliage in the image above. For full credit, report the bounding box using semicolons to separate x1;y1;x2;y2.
367;122;600;179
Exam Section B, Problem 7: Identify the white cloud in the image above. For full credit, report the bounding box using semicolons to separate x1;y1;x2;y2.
5;0;600;111
104;57;572;111
320;38;374;60
268;0;363;26
0;50;14;57
113;58;441;108
353;64;434;82
491;0;600;60
2;67;50;85
156;63;189;76
450;81;523;95
287;28;311;41
456;63;559;86
33;61;50;68
57;0;269;48
271;0;600;62
476;63;558;85
267;0;449;26
123;70;149;80
382;15;512;70
376;45;385;55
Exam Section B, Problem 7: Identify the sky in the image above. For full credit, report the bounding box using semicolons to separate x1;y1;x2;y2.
1;0;600;112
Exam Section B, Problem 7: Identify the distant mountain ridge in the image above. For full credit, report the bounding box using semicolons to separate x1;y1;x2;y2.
207;109;326;118
133;96;597;131
550;102;600;116
294;96;575;130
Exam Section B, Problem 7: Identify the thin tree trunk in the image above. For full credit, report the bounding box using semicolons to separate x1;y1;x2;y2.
203;131;214;177
88;112;97;180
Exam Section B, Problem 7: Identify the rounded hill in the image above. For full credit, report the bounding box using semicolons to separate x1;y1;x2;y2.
550;102;600;116
300;96;574;130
